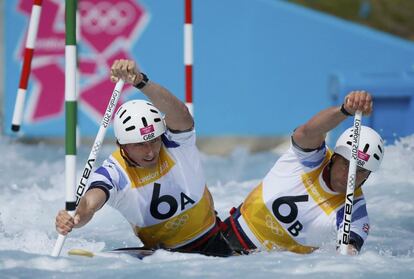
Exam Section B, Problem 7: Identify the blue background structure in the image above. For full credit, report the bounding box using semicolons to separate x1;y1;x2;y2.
3;0;414;144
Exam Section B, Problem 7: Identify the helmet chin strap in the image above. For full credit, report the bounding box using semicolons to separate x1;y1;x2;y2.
358;173;370;188
322;157;334;191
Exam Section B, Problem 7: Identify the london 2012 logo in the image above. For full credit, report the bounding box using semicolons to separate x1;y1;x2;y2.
16;0;149;126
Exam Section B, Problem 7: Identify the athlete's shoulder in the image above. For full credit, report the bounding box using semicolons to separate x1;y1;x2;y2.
163;128;196;148
276;138;328;170
90;155;129;190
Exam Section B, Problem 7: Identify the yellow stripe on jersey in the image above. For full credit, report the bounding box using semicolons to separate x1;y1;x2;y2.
241;183;317;254
112;146;175;188
302;150;363;215
133;187;216;249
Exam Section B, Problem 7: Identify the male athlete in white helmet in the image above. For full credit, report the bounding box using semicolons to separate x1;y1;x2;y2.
55;59;233;257
222;90;384;256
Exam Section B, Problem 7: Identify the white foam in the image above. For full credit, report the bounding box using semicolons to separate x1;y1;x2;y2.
1;135;414;278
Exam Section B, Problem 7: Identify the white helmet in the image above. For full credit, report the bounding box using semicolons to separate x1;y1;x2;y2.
114;99;166;144
334;126;384;172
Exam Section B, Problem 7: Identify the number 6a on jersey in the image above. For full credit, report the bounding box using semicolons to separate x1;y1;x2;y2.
150;183;195;220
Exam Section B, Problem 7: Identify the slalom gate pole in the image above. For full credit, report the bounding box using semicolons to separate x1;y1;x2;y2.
184;0;193;115
11;0;43;132
51;79;125;257
76;9;81;148
51;0;77;257
338;111;362;255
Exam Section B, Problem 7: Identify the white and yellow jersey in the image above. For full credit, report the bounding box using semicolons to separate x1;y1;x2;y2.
239;140;370;254
87;129;216;249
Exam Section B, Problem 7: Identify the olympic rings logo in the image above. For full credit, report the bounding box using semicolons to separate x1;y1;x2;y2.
164;214;189;231
79;1;137;35
265;215;284;236
263;240;283;251
92;141;101;155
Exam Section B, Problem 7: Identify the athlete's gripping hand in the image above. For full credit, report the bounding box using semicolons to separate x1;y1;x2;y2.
337;244;359;256
55;210;80;235
110;59;143;86
343;90;373;116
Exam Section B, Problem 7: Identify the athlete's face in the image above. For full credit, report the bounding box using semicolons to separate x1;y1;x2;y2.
122;137;162;168
329;154;371;193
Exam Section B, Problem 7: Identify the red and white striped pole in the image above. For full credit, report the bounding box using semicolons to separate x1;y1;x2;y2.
11;0;43;132
184;0;193;116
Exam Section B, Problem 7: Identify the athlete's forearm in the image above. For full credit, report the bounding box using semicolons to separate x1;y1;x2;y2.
293;106;347;150
293;90;373;150
74;188;107;228
73;205;95;228
140;81;194;132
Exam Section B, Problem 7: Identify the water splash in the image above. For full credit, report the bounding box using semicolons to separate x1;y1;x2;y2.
1;135;413;278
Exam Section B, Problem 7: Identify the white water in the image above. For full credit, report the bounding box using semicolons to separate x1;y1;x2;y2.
0;135;413;279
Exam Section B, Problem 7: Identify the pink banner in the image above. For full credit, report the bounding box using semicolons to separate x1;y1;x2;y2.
17;0;148;124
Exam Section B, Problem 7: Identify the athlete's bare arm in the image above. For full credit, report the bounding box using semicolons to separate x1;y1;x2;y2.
293;91;372;150
110;59;193;132
55;188;106;235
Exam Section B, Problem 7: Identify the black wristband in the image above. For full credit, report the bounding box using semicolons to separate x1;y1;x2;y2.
134;72;149;89
340;104;353;116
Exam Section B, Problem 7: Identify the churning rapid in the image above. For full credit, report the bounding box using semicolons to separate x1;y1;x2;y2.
0;135;413;279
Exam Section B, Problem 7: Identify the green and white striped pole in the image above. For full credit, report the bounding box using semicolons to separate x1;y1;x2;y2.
52;0;77;257
76;8;81;148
